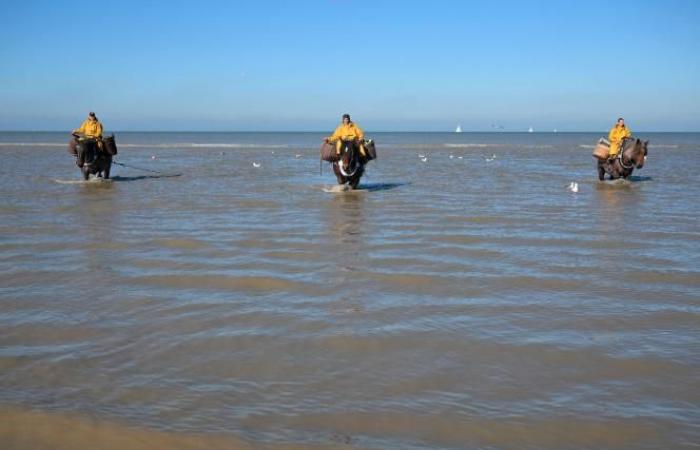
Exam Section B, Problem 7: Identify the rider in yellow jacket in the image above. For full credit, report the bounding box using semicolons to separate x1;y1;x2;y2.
326;114;366;157
73;112;103;139
608;117;632;158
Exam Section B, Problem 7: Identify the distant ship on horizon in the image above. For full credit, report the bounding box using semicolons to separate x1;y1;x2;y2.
455;125;462;133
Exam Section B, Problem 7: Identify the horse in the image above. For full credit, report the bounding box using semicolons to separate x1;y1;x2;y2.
330;138;376;189
71;134;118;180
597;137;648;181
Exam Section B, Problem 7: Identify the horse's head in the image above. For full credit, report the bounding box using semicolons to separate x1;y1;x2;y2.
621;138;648;170
103;134;118;156
338;138;360;177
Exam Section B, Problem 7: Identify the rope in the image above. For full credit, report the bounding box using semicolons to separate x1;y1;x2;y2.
112;160;168;174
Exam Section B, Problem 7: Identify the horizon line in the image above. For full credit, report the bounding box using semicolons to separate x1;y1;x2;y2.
1;130;699;134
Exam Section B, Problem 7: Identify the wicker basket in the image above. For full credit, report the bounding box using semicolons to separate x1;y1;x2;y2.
68;136;78;155
364;140;377;160
593;138;610;159
320;142;339;162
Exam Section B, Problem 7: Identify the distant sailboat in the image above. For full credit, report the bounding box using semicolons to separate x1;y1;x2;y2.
528;126;534;133
455;125;462;133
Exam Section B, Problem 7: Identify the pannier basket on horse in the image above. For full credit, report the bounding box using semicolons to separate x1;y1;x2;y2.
320;142;340;162
592;137;611;160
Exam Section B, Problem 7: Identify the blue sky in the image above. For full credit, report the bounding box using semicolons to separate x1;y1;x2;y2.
1;0;698;131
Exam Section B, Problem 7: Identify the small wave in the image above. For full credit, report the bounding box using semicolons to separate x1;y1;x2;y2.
0;142;65;147
0;142;290;149
444;143;505;148
53;178;113;185
187;143;289;149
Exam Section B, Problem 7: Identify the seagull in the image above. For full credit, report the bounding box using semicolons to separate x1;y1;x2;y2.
568;182;579;193
151;155;157;160
485;155;495;162
449;154;454;159
418;153;426;159
420;156;428;162
253;162;261;168
457;156;463;159
295;154;302;159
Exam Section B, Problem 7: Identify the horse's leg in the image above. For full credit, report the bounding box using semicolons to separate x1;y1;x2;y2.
597;162;606;181
104;161;111;179
332;164;345;185
349;167;364;189
81;166;90;181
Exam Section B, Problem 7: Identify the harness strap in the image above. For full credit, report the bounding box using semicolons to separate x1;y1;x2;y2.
618;142;635;170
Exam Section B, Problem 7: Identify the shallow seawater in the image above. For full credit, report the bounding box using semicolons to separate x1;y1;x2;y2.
1;132;699;449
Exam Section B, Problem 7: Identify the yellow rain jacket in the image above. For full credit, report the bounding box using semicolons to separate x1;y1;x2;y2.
73;119;103;138
328;122;364;142
608;124;631;157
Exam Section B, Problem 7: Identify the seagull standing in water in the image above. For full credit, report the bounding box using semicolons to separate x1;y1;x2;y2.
568;182;579;193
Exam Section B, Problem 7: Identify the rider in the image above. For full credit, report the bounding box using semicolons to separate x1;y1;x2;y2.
607;117;632;159
72;112;104;166
325;113;366;158
73;111;104;139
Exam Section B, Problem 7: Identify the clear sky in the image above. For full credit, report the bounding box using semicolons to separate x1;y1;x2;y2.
1;0;698;131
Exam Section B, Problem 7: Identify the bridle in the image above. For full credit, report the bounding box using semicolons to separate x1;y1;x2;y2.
617;139;639;170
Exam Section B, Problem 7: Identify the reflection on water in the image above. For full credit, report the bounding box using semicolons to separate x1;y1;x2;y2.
1;132;699;450
327;192;365;243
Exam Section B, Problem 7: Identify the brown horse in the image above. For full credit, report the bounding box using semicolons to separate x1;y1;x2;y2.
70;134;118;180
330;138;376;189
597;137;648;181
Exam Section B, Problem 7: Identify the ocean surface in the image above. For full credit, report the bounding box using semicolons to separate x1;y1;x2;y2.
1;132;698;449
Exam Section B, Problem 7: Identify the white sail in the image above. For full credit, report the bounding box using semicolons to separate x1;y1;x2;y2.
455;125;462;133
528;126;534;133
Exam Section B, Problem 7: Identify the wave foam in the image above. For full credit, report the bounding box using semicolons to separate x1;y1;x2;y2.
444;143;504;148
